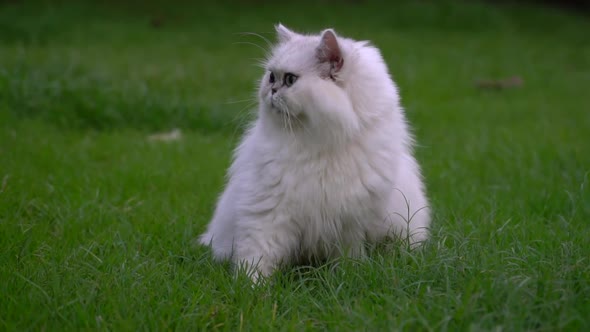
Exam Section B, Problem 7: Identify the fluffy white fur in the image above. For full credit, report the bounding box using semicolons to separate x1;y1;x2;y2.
199;24;430;282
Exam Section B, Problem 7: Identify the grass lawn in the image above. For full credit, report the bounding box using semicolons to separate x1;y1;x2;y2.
1;0;589;330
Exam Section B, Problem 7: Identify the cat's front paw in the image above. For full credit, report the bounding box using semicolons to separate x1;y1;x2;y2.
234;256;276;284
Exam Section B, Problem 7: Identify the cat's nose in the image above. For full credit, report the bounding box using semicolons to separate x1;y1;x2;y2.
271;88;277;95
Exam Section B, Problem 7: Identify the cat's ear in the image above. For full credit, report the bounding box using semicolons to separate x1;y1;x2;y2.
275;23;294;43
317;29;344;74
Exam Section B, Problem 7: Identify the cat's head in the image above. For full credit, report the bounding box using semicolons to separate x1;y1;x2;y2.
257;24;399;143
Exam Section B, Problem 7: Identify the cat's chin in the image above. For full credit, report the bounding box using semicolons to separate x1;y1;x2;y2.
269;103;283;114
265;103;299;117
262;104;305;131
269;100;285;113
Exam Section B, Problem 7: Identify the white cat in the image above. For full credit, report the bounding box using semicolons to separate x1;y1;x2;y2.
199;24;430;282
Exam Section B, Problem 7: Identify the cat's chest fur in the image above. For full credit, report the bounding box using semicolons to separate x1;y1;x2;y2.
242;130;398;224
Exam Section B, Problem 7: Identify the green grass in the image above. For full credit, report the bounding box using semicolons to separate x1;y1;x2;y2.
1;0;590;330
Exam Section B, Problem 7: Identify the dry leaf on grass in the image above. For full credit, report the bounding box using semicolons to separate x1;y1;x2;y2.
147;128;182;142
475;76;524;90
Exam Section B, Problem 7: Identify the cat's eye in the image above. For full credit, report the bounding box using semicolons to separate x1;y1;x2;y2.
269;72;275;84
284;73;298;87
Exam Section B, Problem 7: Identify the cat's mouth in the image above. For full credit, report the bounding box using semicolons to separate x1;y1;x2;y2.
270;102;295;118
268;99;305;130
269;95;304;120
270;97;287;115
271;105;288;116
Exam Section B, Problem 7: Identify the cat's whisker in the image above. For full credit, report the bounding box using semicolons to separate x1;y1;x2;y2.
248;57;269;68
233;41;269;54
292;114;311;136
229;95;257;120
224;98;257;105
289;111;297;135
281;110;288;132
237;32;273;48
286;111;294;136
234;103;257;117
252;62;268;69
230;101;257;139
234;100;257;116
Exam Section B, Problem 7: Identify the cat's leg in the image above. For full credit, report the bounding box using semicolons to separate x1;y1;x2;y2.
370;162;431;247
232;213;298;283
379;189;430;247
337;223;367;259
199;188;238;261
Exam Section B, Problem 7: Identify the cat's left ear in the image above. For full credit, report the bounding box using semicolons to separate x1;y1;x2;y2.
275;23;295;43
317;29;344;74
